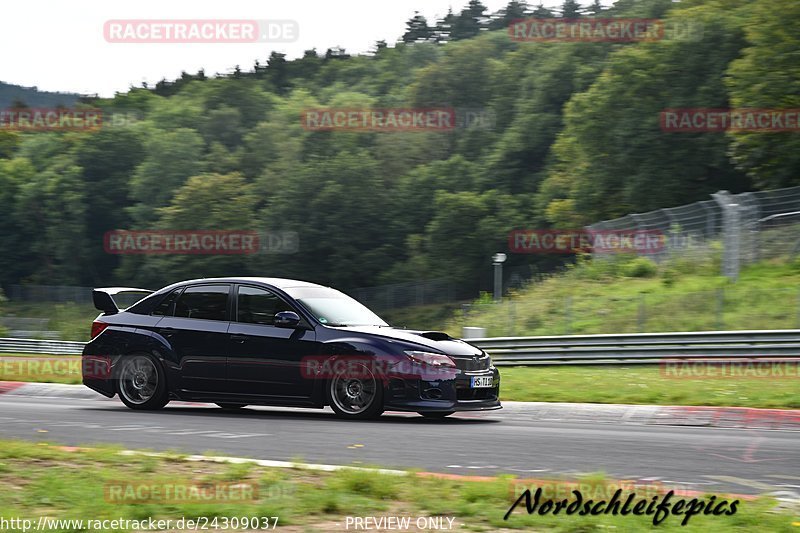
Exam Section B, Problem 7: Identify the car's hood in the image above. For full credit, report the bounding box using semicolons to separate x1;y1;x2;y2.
330;325;483;357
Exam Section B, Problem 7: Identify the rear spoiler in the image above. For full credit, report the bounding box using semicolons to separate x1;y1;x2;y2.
92;287;154;315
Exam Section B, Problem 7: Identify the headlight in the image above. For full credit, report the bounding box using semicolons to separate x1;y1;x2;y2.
404;350;456;369
483;351;494;367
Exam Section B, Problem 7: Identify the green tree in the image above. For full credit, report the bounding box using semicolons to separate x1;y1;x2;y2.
451;0;488;40
128;128;205;224
538;1;751;225
118;173;259;286
560;0;582;18
489;1;528;30
530;3;555;18
0;158;35;285
74;128;145;283
15;157;88;283
402;12;434;43
725;0;800;188
0;131;19;159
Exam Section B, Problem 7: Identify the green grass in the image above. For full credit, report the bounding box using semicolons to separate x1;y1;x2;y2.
0;439;795;532
1;301;97;341
0;355;83;384
444;254;800;338
498;365;800;409
382;301;466;331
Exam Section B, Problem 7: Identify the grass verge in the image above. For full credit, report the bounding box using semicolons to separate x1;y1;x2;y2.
498;365;800;409
0;439;795;532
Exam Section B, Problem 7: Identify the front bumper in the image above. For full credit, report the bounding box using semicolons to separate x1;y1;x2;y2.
383;366;501;412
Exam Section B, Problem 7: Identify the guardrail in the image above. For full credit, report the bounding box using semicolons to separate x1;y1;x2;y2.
468;329;800;365
2;329;800;364
0;338;85;355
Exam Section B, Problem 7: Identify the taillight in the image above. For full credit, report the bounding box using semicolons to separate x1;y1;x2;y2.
91;321;109;339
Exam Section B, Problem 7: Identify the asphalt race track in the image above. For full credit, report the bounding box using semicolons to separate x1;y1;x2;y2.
0;394;797;496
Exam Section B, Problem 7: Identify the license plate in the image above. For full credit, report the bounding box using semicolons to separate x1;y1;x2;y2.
471;376;494;388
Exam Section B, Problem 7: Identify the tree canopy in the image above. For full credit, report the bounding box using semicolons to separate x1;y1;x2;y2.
0;0;797;297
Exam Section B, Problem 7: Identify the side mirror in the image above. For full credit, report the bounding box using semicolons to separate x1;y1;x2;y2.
274;311;301;329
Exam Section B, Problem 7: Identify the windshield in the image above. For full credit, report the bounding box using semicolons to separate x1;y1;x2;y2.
284;287;388;327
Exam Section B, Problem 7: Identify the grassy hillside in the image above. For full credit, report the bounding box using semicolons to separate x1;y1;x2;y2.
444;253;800;338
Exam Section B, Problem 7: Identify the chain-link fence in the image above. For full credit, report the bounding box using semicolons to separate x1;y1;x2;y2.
587;185;800;279
457;286;800;337
6;285;94;304
348;279;456;312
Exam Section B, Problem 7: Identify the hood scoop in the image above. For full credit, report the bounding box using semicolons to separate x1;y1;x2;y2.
417;331;452;341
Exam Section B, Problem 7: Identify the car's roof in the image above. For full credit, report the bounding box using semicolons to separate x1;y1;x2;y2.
172;277;327;291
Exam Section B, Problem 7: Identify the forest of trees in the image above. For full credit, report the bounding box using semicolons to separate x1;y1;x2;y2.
0;0;798;296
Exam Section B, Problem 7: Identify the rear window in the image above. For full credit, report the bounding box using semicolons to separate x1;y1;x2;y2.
173;285;230;321
150;289;183;316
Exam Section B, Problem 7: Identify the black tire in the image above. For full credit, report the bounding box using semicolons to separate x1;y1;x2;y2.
216;403;248;410
326;361;384;419
419;411;455;419
117;353;169;410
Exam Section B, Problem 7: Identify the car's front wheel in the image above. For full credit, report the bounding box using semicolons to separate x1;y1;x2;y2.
327;362;384;419
117;353;169;410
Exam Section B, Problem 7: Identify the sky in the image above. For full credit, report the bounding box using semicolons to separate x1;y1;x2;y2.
1;0;573;97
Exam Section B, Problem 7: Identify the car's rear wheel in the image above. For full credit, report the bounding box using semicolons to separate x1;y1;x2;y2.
216;403;247;410
327;362;384;419
117;354;168;410
419;411;455;419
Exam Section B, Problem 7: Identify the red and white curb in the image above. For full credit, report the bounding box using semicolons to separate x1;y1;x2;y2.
501;401;800;431
0;381;115;400
2;382;799;431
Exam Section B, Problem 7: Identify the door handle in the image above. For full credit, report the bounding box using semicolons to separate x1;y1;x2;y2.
230;334;248;343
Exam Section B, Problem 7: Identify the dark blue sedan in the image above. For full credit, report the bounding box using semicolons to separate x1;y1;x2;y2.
82;277;501;419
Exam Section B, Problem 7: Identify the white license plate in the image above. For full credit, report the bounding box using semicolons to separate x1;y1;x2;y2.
471;376;494;388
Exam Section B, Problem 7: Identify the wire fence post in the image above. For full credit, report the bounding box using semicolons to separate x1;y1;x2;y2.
564;296;572;335
713;191;741;281
637;294;646;332
716;288;725;330
796;288;800;329
509;297;516;336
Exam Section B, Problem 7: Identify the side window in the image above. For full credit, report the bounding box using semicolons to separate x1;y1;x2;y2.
173;285;230;321
151;289;182;316
237;286;293;326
